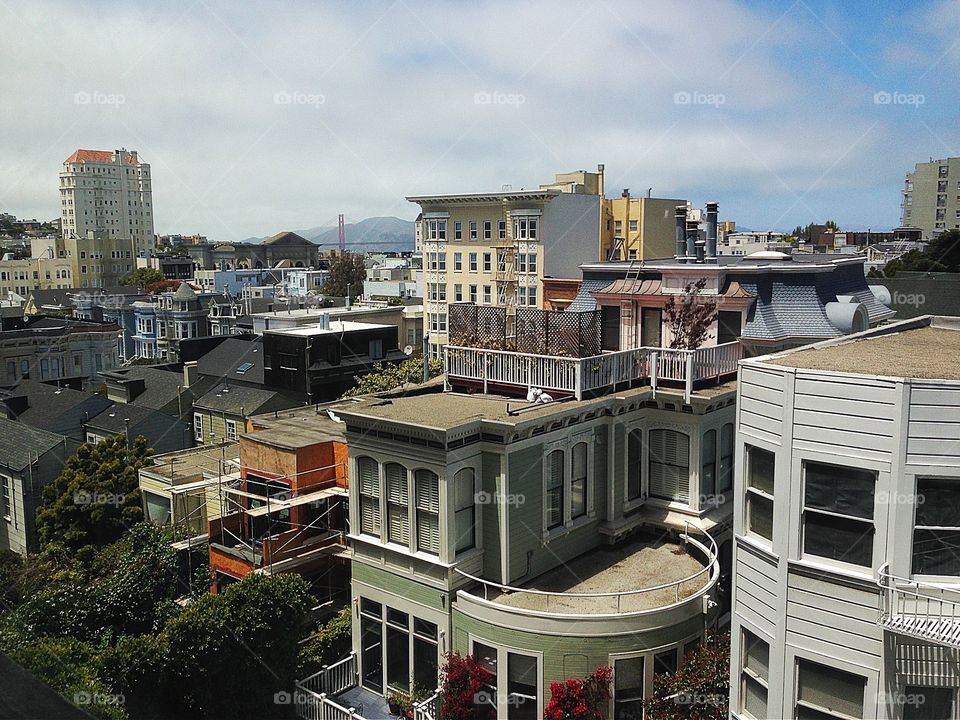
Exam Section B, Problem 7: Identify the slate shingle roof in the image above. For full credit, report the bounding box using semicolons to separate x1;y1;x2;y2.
196;338;265;385
0;417;69;471
194;384;282;414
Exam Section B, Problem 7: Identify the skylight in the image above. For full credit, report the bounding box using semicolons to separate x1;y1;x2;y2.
236;362;254;374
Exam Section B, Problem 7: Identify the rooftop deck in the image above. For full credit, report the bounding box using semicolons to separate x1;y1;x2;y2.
456;527;718;618
444;341;741;402
491;536;707;614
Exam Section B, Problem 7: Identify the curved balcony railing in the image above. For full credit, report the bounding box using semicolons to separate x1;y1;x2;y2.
455;525;719;618
878;563;960;648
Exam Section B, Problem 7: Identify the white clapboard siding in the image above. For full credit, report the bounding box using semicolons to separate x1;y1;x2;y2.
907;383;960;467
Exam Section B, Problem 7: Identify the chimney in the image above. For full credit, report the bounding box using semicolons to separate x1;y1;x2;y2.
183;361;198;388
674;205;687;263
597;164;605;197
706;201;719;263
318;313;330;331
687;220;700;263
622;188;630;198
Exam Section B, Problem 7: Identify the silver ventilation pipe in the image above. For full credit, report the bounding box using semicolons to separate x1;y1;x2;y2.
674;205;687;263
686;220;700;263
706;201;719;263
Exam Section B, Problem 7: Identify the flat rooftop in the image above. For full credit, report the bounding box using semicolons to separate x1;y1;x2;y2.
490;536;709;613
247;402;351;448
340;380;736;431
768;320;960;380
142;441;239;482
265;320;391;336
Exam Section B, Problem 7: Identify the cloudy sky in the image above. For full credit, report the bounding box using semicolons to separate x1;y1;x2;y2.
1;0;958;240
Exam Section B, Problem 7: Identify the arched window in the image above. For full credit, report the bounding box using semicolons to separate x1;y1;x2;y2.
357;457;380;537
415;469;440;555
454;468;475;553
627;429;643;502
648;430;690;503
545;450;564;530
384;463;409;546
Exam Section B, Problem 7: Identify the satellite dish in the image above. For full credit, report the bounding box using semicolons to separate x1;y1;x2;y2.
403;345;414;356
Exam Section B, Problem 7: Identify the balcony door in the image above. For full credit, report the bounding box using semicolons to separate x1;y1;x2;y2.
641;308;662;347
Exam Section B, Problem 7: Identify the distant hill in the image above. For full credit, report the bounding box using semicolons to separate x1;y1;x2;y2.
239;216;415;251
308;216;415;251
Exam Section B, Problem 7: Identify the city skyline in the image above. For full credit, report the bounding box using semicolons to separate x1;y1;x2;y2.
1;0;958;241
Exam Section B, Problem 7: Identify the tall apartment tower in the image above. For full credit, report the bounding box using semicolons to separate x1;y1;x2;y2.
59;149;155;256
901;157;960;238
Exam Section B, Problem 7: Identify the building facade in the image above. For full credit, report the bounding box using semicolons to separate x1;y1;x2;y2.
409;187;600;357
729;315;960;720
59;149;154;256
901;156;960;238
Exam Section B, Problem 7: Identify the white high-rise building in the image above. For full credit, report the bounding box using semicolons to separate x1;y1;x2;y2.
59;148;155;256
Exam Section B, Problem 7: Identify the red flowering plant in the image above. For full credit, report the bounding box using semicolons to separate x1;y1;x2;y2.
642;631;730;720
438;651;496;720
544;665;613;720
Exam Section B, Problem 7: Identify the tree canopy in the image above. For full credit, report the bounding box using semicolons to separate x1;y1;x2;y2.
121;266;165;289
877;229;960;276
321;252;366;298
643;632;730;719
342;356;443;397
36;435;152;560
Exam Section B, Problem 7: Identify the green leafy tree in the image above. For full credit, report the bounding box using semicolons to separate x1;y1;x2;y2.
879;230;960;276
664;278;719;350
161;572;313;718
321;252;366;298
343;357;443;397
36;435;152;560
643;631;730;719
121;266;164;288
298;608;352;675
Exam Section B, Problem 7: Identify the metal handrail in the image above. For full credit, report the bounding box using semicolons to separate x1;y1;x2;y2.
454;528;719;615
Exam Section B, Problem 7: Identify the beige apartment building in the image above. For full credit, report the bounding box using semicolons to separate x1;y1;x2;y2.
410;167;687;356
59;148;155;256
901;156;960;238
0;246;73;300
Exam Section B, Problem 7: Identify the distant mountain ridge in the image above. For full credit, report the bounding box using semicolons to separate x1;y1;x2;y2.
240;216;415;251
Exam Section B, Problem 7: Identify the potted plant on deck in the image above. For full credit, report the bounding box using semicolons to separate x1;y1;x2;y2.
386;688;408;716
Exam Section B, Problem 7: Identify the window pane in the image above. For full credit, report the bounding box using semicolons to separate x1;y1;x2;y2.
903;687;954;720
702;430;717;497
627;430;642;501
804;510;874;566
748;492;773;540
649;430;690;502
654;649;677;676
915;477;960;527
804;462;875;520
719;424;734;493
748;446;775;494
743;630;769;679
912;528;960;575
796;659;865;718
414;636;438;691
507;653;537;720
615;655;644;720
571;478;586;519
361;616;383;693
386;626;410;691
743;676;768;719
